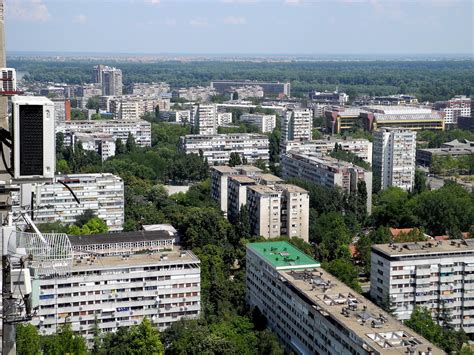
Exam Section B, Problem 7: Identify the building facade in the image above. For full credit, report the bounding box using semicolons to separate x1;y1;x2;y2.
246;241;442;355
12;173;124;231
31;231;200;343
179;134;269;165
434;95;471;126
240;114;276;133
371;239;474;337
325;107;364;134
281;138;373;165
195;104;217;135
281;151;372;213
64;120;152;147
66;132;116;161
211;80;290;97
101;66;123;96
373;127;416;191
281;109;313;142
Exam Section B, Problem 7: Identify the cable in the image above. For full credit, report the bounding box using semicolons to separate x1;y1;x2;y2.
57;180;81;205
0;140;13;177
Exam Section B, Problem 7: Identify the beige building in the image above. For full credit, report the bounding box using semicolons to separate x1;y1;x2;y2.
210;166;238;216
240;113;276;133
281;151;372;214
195;104;218;135
274;184;309;241
281;108;313;142
247;185;282;239
227;175;256;222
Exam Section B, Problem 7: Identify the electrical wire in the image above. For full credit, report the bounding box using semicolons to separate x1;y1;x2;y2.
0;140;13;177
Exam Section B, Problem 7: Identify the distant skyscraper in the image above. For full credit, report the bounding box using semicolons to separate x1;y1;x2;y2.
373;127;416;191
92;64;105;84
92;65;123;96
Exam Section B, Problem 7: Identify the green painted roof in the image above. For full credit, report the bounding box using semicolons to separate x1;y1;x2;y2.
247;241;320;270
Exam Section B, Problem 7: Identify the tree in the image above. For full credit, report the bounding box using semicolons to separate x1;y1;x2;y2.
235;205;251;239
86;96;100;110
229;152;242;167
115;138;126;155
324;258;362;293
314;212;352;261
413;169;428;195
16;323;41;355
75;209;96;227
126;132;137;153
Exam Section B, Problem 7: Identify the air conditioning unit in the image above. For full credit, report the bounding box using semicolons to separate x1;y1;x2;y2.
12;96;55;180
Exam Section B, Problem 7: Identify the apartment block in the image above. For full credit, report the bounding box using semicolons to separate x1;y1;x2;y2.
210;166;238;216
246;241;442;355
373;127;416;191
217;112;232;126
434;95;471;126
282;138;373;165
274;184;309;241
247;185;282;239
99;66;123;96
66;132;116;161
108;95;170;120
179;134;269;165
240;113;276;133
31;230;200;343
131;82;170;96
228;175;256;222
64;119;152;147
281;109;313;142
211;80;290;97
370;239;474;337
12;173;124;231
176;86;216;102
416;139;474;167
281;151;372;213
195;104;217;135
361;106;444;132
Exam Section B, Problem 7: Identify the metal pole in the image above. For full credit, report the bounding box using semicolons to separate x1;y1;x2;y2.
2;227;16;355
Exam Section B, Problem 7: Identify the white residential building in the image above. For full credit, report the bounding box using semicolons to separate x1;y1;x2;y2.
177;86;216;102
132;82;170;96
282;138;373;165
108;95;170;120
281;109;312;142
247;185;282;239
371;239;474;336
31;230;200;343
101;66;123;96
281;151;372;213
240;114;276;133
434;95;471;126
180;134;269;165
195;104;217;135
210;166;239;216
217;112;232;126
373;127;416;191
246;241;443;355
227;175;256;223
12;173;124;231
66;132;116;161
64;119;152;147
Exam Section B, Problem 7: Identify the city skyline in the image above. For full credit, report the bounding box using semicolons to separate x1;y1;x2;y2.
5;0;473;55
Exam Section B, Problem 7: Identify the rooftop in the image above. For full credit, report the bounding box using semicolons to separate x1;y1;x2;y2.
247;241;320;270
281;269;443;354
72;247;200;271
247;184;280;195
211;166;238;174
229;175;256;184
258;174;283;184
275;184;308;194
284;151;369;172
235;165;263;174
68;229;176;247
372;239;474;257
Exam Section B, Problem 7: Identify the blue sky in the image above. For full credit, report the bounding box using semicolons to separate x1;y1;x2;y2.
5;0;474;55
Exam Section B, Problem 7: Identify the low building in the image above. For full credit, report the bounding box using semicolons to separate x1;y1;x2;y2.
211;80;290;97
31;230;200;343
240;114;276;133
371;239;474;337
179;134;269;166
131;82;170;96
416;139;474;167
247;241;443;354
282;138;373;165
372;95;419;106
281;151;372;213
64;120;152;147
361;106;444;132
309;90;349;105
325;107;364;134
12;173;125;231
176;86;216;102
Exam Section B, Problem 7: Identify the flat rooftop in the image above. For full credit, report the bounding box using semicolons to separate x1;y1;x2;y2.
285;151;369;172
372;239;474;257
229;175;256;184
211;166;238;174
68;229;175;246
275;184;308;194
281;269;443;354
247;184;279;195
235;165;263;174
72;247;200;271
247;242;320;270
259;174;283;183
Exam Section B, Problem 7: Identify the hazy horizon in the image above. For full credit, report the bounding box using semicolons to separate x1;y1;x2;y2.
5;0;473;55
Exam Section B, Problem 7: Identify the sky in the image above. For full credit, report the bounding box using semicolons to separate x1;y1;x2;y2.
4;0;474;55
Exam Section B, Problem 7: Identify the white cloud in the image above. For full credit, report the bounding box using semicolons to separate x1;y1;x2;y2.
189;18;208;27
220;0;259;3
164;18;176;26
284;0;303;4
73;14;87;25
9;0;51;22
144;0;160;5
222;16;246;25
